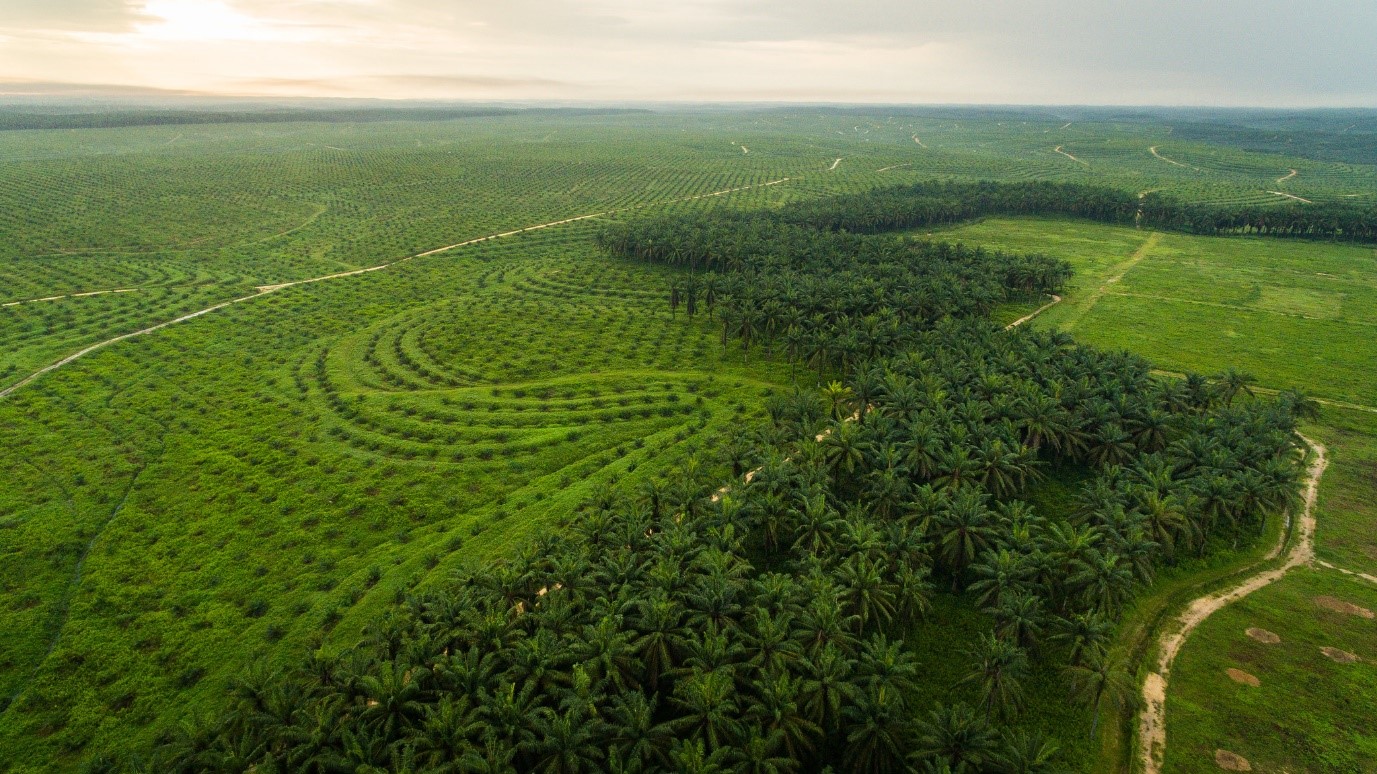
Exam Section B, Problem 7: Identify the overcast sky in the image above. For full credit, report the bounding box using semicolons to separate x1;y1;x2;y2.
1;0;1373;105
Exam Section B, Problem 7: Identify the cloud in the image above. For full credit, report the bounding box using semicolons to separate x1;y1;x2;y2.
0;79;207;97
229;74;577;98
0;0;1372;105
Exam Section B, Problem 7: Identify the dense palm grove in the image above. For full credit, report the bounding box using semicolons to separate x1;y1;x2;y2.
727;180;1374;242
598;212;1071;374
118;188;1314;773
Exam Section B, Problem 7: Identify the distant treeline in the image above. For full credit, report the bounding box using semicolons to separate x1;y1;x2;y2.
0;107;649;132
773;181;1377;243
1170;119;1377;167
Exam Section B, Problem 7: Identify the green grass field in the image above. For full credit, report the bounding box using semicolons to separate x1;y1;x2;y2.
1;108;1374;771
1163;570;1377;773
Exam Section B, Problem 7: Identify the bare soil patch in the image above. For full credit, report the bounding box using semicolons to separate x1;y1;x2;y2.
1246;627;1280;644
1225;668;1260;686
1215;750;1252;771
1320;646;1358;663
1314;595;1376;619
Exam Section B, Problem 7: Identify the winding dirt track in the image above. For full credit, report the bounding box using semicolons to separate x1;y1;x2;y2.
1268;190;1314;204
1149;146;1198;171
1317;560;1377;586
1136;436;1328;774
1054;145;1089;166
0;178;792;400
2;288;143;307
1004;294;1062;330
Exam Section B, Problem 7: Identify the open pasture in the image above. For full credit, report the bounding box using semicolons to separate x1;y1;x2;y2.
935;217;1377;407
1162;569;1377;773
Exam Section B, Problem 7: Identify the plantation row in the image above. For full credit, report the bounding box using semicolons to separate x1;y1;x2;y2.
0;284;241;384
603;219;1071;378
0;224;798;768
2;111;1368;771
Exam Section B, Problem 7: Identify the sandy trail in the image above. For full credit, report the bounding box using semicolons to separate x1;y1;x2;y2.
1060;232;1162;331
912;135;927;148
1054;145;1089;166
1149;146;1199;171
1276;169;1298;185
0;178;793;400
876;163;912;173
829;158;843;171
1003;295;1062;330
1137;437;1327;774
1060;122;1073;130
1268;191;1313;204
0;293;269;399
2;288;143;307
1317;561;1377;586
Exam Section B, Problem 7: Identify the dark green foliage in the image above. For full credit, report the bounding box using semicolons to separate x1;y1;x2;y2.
608;180;1376;245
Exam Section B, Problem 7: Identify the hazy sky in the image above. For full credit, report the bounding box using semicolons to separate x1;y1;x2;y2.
1;0;1373;105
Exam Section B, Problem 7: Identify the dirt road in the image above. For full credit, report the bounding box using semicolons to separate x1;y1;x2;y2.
1136;437;1328;774
1060;232;1162;331
2;288;143;307
1004;295;1062;330
0;178;793;400
1268;190;1313;204
1149;146;1198;171
1054;145;1089;166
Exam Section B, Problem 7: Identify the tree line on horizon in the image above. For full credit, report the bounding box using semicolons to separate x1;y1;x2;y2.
769;180;1375;242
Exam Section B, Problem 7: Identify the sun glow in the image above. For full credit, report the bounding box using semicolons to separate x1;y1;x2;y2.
133;0;288;42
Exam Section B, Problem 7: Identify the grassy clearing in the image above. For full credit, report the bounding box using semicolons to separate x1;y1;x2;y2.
1162;569;1377;773
939;217;1377;407
1309;409;1377;575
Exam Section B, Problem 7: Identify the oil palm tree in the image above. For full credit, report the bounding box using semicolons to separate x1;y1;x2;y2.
1063;648;1134;738
960;634;1028;722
